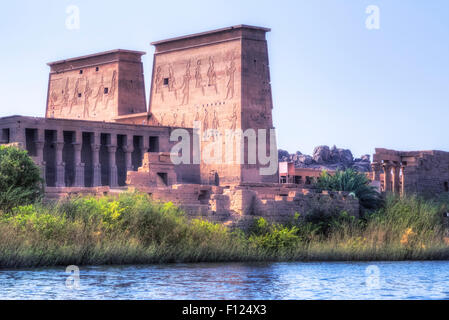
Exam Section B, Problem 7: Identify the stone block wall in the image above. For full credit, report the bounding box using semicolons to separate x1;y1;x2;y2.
129;183;359;229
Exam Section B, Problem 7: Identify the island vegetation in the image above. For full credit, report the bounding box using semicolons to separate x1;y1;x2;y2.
0;145;449;268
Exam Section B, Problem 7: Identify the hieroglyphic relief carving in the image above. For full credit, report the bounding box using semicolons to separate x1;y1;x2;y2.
168;65;178;100
93;75;104;114
228;103;238;130
159;112;166;124
195;60;205;96
180;113;186;127
172;110;178;126
207;57;218;94
69;78;80;114
49;90;58;109
212;109;219;129
104;70;117;110
225;59;236;100
83;79;92;118
62;78;70;112
155;66;164;101
180;61;191;105
194;105;200;122
203;106;209;131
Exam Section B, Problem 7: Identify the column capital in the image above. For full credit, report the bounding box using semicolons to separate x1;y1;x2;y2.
91;144;101;152
54;141;65;150
107;145;117;153
382;161;393;170
371;162;381;170
34;140;45;148
73;142;82;151
123;145;134;153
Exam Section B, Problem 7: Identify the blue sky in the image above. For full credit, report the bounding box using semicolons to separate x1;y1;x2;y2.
0;0;448;157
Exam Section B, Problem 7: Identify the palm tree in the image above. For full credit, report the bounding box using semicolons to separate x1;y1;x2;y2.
315;169;382;210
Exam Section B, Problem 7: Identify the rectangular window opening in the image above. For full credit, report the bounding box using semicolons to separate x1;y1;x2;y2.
149;136;159;152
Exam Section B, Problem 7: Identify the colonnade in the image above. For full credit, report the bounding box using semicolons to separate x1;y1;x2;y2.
2;127;159;188
371;160;405;195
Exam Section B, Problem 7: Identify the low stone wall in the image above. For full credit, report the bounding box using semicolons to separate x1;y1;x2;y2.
129;183;360;229
42;183;359;230
44;186;111;201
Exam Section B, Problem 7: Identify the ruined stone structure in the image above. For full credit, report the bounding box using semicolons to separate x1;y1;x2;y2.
372;148;449;196
126;183;359;228
0;25;361;225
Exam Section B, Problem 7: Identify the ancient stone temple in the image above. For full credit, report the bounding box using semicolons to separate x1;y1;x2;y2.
0;25;360;226
372;148;449;196
46;50;147;122
147;25;277;185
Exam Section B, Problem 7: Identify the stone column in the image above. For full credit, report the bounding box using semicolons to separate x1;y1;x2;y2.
91;132;101;187
90;143;101;187
142;135;149;153
72;132;85;187
382;162;392;192
392;162;400;194
124;145;134;172
73;143;85;187
108;145;118;188
371;162;381;181
10;125;25;148
55;138;65;188
400;165;406;196
35;135;46;186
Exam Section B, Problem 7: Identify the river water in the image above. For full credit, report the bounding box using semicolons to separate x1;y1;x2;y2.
1;261;448;299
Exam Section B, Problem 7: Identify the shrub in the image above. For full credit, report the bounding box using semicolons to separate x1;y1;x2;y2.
249;218;300;252
0;146;43;212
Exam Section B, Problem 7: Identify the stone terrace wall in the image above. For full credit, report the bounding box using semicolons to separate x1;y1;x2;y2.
129;183;360;229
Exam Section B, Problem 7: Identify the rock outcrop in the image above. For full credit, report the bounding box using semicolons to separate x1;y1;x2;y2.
278;145;371;172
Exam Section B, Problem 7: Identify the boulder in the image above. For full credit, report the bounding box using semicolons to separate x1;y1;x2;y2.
330;146;353;166
298;154;313;165
278;149;290;161
313;145;331;163
278;145;371;173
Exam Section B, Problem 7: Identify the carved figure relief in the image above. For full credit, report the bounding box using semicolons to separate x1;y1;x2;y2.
155;66;164;101
203;107;209;131
168;65;178;100
62;78;70;113
212;109;219;129
83;79;92;118
195;60;205;96
104;70;117;110
194;106;200;122
207;57;218;94
93;75;104;113
49;90;58;109
225;60;236;100
69;78;80;114
180;113;186;127
180;61;191;105
172;110;178;126
228;103;238;130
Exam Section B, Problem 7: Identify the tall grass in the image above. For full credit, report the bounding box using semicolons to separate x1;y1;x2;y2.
0;192;448;268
